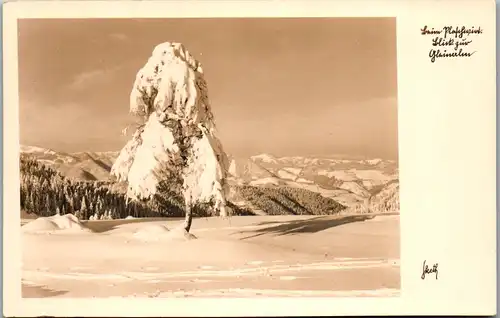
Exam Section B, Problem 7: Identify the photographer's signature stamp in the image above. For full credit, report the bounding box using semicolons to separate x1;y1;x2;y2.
421;260;439;280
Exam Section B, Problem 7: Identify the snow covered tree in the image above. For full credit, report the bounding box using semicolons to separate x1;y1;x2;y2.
81;197;88;220
68;196;74;214
44;194;51;216
111;42;230;233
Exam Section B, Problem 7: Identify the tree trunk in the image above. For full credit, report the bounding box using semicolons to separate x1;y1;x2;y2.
184;203;193;232
219;203;228;217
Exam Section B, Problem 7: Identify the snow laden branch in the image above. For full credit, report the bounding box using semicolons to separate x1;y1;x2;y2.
111;42;230;232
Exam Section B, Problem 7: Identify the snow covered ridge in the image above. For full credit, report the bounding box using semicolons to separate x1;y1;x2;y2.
20;145;57;155
249;153;395;166
111;42;229;217
250;153;278;164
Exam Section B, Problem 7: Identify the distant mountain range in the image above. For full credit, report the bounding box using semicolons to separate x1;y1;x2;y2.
20;145;118;181
20;145;399;213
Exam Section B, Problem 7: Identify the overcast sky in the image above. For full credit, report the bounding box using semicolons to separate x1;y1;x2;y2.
18;18;398;159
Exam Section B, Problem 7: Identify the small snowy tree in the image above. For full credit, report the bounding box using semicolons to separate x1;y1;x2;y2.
44;194;51;216
81;198;88;220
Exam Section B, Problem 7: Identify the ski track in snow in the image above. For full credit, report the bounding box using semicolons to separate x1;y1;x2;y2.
23;258;400;284
151;287;401;298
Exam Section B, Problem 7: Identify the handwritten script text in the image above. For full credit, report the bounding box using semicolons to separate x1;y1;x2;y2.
420;25;483;63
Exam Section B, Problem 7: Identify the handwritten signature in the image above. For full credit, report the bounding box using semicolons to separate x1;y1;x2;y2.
421;260;439;280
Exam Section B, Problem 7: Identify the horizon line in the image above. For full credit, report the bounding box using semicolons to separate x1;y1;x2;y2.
19;143;398;161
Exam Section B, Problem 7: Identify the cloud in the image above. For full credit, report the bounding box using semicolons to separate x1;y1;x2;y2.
68;66;121;90
69;69;106;89
109;33;128;41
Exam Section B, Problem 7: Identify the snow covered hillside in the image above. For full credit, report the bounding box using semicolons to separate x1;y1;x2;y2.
227;153;399;208
20;145;399;213
22;214;400;299
19;145;117;181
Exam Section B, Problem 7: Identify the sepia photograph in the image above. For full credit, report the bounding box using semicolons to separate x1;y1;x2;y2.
18;17;400;298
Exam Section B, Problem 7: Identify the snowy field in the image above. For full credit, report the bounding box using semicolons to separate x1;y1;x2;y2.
21;214;400;298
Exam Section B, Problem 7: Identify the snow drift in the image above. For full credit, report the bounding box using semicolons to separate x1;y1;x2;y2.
133;223;197;242
111;42;229;217
22;214;91;234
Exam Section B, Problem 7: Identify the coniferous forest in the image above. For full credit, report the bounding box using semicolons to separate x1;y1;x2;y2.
21;156;161;219
20;155;346;220
236;185;346;216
